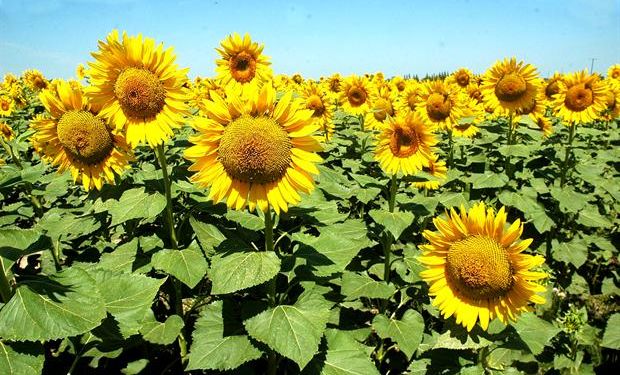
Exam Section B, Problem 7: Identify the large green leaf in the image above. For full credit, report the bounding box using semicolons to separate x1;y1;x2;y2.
469;173;508;189
210;251;280;294
549;187;588;213
106;188;166;226
244;289;331;369
551;238;588;268
0;228;41;251
601;314;620;349
151;243;207;288
139;314;184;346
369;210;414;240
0;267;106;341
341;272;395;300
320;329;380;375
372;310;424;359
512;312;560;355
190;217;226;250
186;301;261;371
0;341;44;375
88;269;165;337
577;208;612;228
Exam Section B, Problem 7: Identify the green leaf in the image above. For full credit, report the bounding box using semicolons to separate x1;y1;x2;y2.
0;341;44;375
512;312;560;355
369;209;414;239
551;238;588;268
601;313;620;349
372;310;424;358
121;359;149;375
88;269;165;337
549;187;588;213
106;188;166;226
36;209;100;240
469;173;508;189
320;329;380;375
0;228;41;251
139;314;184;346
186;301;261;371
244;289;331;369
577;208;612;228
190;217;226;250
151;243;207;288
0;267;106;341
225;210;264;231
341;272;396;300
431;329;493;350
497;144;533;158
210;251;280;294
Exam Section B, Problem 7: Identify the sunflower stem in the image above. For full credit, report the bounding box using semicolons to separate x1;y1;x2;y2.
383;175;398;296
1;137;43;216
155;144;178;249
264;208;279;375
560;122;576;188
505;114;514;177
447;130;454;168
0;257;13;303
359;114;365;132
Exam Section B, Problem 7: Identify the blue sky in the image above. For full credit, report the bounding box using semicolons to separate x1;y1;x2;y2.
0;0;618;79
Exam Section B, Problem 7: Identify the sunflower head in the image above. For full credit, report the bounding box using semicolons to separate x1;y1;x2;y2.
413;154;447;190
365;86;397;129
0;94;14;116
0;122;14;141
374;112;438;176
448;68;474;88
215;33;273;90
417;80;467;129
185;83;323;214
31;80;132;190
419;202;547;331
552;70;609;124
86;30;189;148
544;72;564;101
481;58;542;114
608;64;620;81
339;75;375;115
22;69;48;91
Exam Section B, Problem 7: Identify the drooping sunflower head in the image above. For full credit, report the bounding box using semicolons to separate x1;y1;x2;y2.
86;30;189;148
374;112;438;176
413;153;447;190
215;33;272;90
299;81;335;139
416;80;467;129
339;75;375;115
185;83;323;214
481;58;542;115
0;122;14;141
31;80;133;191
552;70;609;124
419;202;547;331
365;85;397;129
22;69;49;91
534;115;553;137
448;68;475;89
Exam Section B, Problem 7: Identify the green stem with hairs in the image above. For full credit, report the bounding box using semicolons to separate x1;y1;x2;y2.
560;122;577;188
155;144;178;249
264;208;279;375
505;114;514;177
447;130;454;168
383;175;398;291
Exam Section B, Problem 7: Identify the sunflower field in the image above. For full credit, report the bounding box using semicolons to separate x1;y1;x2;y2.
0;31;618;374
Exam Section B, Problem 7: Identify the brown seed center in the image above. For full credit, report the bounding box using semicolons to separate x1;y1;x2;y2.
564;83;594;112
389;125;420;157
426;93;452;121
495;73;528;102
347;86;367;106
57;110;113;165
229;51;257;83
114;67;166;119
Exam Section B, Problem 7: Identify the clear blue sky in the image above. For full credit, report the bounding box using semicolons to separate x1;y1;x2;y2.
1;0;618;79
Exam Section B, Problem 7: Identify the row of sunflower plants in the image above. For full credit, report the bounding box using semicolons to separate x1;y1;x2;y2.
0;31;618;374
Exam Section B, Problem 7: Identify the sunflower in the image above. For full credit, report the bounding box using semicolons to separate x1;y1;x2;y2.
185;83;322;214
391;76;407;93
480;58;541;114
374;112;438;176
215;33;272;92
291;73;304;85
413;154;447;190
299;81;334;140
419;202;547;331
0;122;14;141
534;115;553;138
339;75;375;115
395;81;420;115
552;70;609;124
86;30;189;148
515;88;547;124
0;94;15;117
22;69;48;91
601;79;620;121
189;78;225;114
365;85;397;130
608;64;620;82
543;72;564;103
447;68;475;89
323;73;342;99
31;80;133;191
416;80;467;130
76;64;86;80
